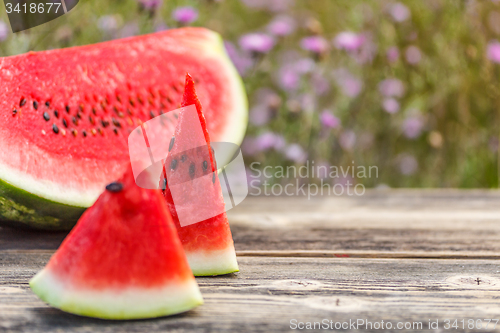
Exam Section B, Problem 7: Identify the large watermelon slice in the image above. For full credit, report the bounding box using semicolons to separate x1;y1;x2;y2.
29;164;203;320
161;74;238;276
0;28;247;230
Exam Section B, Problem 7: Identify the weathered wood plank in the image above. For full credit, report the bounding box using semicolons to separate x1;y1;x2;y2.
1;254;500;332
1;190;500;257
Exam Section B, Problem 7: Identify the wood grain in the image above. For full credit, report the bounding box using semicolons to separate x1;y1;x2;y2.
2;253;500;332
1;190;500;332
2;190;499;256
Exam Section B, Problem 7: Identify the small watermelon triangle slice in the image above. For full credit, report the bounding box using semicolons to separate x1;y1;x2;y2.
29;164;203;320
161;74;239;276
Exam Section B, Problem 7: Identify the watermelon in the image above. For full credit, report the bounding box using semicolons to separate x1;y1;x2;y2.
29;164;203;320
0;27;247;230
161;74;239;276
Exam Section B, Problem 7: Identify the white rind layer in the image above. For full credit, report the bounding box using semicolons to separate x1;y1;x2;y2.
199;31;248;150
186;243;239;276
29;269;203;320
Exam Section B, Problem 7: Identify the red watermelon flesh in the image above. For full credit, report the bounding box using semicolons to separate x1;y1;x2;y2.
0;27;247;230
161;74;238;276
29;164;203;319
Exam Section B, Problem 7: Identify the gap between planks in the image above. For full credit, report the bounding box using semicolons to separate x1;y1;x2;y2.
3;249;500;260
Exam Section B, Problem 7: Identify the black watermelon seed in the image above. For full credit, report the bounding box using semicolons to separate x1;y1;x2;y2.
65;105;70;113
181;155;187;162
43;112;50;121
79;105;83;112
112;118;121;128
203;160;208;171
62;118;68;128
170;159;178;170
45;101;50;107
72;116;78;125
212;173;216;184
189;163;195;178
92;108;97;115
101;119;109;128
12;109;17;115
20;98;26;107
98;128;103;135
169;137;175;152
82;130;87;137
113;106;119;114
33;101;38;110
52;124;59;134
89;115;94;124
113;128;119;135
106;182;123;192
76;112;82;119
149;111;155;118
54;110;59;118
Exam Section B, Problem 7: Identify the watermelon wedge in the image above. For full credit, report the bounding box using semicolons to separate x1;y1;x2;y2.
29;164;203;320
161;74;239;276
0;28;247;230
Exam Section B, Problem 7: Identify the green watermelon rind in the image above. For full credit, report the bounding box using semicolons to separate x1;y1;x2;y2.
30;269;204;320
0;178;85;230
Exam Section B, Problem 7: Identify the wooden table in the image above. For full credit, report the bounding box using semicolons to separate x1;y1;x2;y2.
1;190;500;332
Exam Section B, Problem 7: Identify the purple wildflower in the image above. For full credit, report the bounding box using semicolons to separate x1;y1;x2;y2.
300;36;329;54
224;41;253;76
285;144;307;164
386;46;399;63
312;72;330;95
119;23;139;38
0;21;8;41
402;116;424;139
172;7;198;24
316;161;330;180
250;105;271;126
256;132;286;151
378;79;405;98
139;0;162;11
487;41;500;63
333;31;364;51
320;111;340;128
267;15;296;36
239;33;275;54
293;58;316;73
334;68;363;98
399;154;418;175
389;2;411;22
405;45;422;65
382;98;400;114
155;23;169;32
278;65;301;91
339;130;356;151
241;0;293;12
97;15;119;32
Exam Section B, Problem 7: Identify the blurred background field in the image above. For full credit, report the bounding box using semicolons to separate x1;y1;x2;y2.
0;0;499;188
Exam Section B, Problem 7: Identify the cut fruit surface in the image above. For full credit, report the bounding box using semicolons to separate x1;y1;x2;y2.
29;165;203;319
0;27;247;230
161;74;239;276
